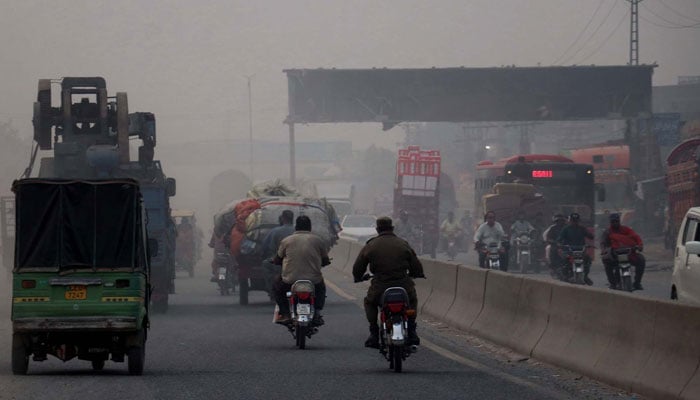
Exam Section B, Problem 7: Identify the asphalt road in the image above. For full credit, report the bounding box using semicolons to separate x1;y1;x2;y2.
0;260;643;400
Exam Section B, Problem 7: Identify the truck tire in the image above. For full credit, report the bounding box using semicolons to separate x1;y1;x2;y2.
12;333;29;375
239;278;249;305
127;330;146;376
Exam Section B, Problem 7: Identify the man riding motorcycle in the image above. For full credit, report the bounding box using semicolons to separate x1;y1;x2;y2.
557;212;594;285
440;211;462;259
272;216;330;325
352;216;425;349
600;213;646;290
473;211;508;271
543;214;567;277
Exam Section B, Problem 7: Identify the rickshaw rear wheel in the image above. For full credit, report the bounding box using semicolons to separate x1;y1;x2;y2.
91;359;105;371
127;330;146;376
12;333;29;375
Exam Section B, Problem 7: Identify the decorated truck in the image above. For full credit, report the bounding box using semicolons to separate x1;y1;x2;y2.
393;146;441;257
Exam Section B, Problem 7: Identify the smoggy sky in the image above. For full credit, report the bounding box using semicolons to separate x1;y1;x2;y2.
1;0;699;150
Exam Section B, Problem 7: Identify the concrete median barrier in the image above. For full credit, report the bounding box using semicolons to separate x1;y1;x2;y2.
443;266;487;331
504;277;552;356
415;257;434;312
633;300;700;400
532;282;615;378
420;260;458;320
470;270;524;348
590;292;656;393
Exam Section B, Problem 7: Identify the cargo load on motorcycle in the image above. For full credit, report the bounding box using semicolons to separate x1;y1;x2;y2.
211;181;341;304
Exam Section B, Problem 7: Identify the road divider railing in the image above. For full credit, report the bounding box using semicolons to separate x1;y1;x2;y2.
328;239;700;399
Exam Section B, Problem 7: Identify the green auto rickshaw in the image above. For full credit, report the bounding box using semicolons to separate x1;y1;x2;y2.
11;178;154;375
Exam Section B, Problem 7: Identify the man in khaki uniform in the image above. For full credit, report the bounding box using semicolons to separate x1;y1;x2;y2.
352;216;425;348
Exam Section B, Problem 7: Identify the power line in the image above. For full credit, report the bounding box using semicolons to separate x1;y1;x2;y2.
640;14;700;29
560;1;620;65
574;11;628;65
642;2;700;28
657;0;700;24
553;0;606;65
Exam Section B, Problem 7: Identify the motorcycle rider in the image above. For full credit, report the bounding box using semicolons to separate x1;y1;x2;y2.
440;211;462;260
272;215;330;325
543;214;567;277
261;210;295;296
557;212;594;285
394;209;417;243
473;211;508;271
352;216;425;348
510;210;535;245
600;213;646;290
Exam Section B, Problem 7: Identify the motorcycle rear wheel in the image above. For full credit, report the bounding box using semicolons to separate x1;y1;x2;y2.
296;325;307;349
574;271;584;285
392;345;403;373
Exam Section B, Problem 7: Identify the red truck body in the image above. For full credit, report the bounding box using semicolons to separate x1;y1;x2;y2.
393;146;441;257
665;138;700;247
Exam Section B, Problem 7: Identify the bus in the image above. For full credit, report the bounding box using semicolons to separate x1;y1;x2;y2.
474;154;600;229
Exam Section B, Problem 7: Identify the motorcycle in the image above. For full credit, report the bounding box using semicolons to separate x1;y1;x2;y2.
560;245;588;284
611;247;638;292
214;251;236;296
479;242;503;270
281;280;320;349
360;274;416;372
379;286;416;372
445;236;458;260
514;232;532;274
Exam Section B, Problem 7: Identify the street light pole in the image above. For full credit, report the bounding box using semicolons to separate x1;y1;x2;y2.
246;75;254;182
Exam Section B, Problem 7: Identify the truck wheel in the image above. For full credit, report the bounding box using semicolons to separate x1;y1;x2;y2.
92;359;105;371
12;333;29;375
127;330;146;376
239;279;249;305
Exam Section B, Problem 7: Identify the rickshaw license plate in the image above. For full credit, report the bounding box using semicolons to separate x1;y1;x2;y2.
65;285;87;300
296;304;311;314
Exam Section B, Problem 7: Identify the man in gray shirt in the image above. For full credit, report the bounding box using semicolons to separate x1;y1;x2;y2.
473;211;509;270
272;215;330;325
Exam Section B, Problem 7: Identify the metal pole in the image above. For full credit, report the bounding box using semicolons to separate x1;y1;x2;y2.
247;76;254;182
289;123;296;185
627;0;642;65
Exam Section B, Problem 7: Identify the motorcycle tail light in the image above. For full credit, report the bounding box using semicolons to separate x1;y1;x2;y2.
405;309;416;317
387;303;404;313
296;292;311;300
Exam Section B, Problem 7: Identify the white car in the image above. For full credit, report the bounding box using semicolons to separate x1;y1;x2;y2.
340;214;377;243
671;207;700;305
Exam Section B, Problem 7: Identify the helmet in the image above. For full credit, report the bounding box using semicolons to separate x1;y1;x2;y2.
569;212;580;222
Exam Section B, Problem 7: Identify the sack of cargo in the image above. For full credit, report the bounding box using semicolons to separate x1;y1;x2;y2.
493;183;535;196
228;198;261;256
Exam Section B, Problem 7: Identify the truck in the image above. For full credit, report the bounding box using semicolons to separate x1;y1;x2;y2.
312;180;355;220
11;178;152;375
665;137;700;249
1;195;14;278
393;146;441;258
29;77;176;312
568;144;636;229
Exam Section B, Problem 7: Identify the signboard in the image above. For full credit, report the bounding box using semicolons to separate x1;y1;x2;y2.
651;113;682;146
285;66;654;127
